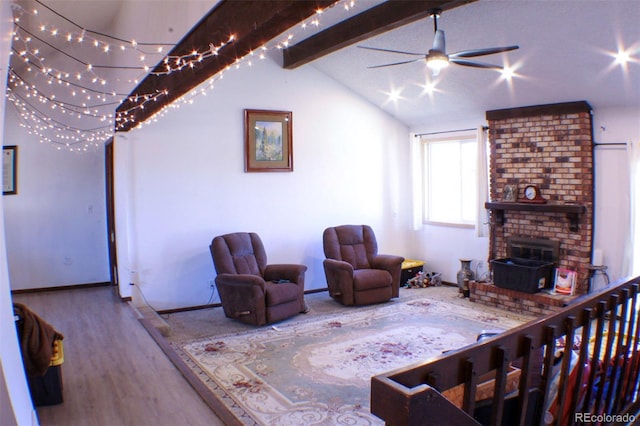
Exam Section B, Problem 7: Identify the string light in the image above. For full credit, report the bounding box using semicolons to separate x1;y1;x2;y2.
115;0;362;131
8;0;361;151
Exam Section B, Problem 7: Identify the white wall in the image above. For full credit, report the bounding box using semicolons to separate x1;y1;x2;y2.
410;114;490;284
2;105;110;290
592;106;640;285
0;0;38;423
115;54;412;310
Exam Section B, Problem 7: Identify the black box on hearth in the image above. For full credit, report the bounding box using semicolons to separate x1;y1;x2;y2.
491;258;554;293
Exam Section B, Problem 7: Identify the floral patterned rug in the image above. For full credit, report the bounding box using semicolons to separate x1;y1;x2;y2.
172;298;526;425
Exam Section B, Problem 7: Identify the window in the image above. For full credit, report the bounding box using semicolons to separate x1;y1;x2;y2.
422;134;478;226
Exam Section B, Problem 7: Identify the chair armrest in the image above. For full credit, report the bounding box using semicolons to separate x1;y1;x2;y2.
215;274;266;292
323;259;355;302
215;274;267;324
371;254;404;271
264;264;307;285
371;255;405;298
323;258;354;274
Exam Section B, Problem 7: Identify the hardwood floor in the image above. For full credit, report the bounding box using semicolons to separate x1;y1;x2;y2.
11;286;224;426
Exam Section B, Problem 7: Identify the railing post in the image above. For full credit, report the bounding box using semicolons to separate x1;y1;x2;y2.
582;301;607;412
517;335;535;426
622;285;640;410
606;289;629;413
555;315;576;425
595;294;619;415
570;308;592;420
461;357;478;415
489;346;509;426
539;325;557;426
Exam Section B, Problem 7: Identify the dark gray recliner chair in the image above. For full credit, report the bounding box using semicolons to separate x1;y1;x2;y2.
322;225;404;306
210;232;307;325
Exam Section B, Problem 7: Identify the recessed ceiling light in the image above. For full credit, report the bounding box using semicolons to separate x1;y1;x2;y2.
501;66;515;80
387;88;402;103
419;80;437;95
614;49;631;65
382;86;404;105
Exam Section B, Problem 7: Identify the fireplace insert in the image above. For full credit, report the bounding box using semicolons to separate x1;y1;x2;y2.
507;236;559;263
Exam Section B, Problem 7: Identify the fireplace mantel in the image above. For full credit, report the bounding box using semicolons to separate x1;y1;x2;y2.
485;201;586;232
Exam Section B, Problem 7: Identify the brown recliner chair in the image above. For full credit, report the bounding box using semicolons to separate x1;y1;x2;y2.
210;232;307;326
322;225;404;306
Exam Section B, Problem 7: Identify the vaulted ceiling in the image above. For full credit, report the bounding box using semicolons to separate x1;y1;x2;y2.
6;0;640;149
315;0;640;128
116;0;474;131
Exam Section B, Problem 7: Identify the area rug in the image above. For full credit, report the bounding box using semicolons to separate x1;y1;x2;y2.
170;298;526;425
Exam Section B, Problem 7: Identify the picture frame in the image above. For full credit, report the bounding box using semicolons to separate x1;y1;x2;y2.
502;184;517;202
3;145;17;195
553;268;576;295
244;109;293;172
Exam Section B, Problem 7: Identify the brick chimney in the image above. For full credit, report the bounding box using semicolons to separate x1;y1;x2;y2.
485;101;594;295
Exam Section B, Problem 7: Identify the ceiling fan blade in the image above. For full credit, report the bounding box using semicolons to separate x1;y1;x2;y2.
450;58;503;70
367;59;422;69
358;46;425;56
450;45;519;58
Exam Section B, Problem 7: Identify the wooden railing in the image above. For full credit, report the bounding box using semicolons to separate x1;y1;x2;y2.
371;277;640;426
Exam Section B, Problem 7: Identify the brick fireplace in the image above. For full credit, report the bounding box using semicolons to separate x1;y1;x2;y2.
473;101;594;314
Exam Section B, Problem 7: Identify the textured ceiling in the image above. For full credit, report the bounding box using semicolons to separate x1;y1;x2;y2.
311;0;640;128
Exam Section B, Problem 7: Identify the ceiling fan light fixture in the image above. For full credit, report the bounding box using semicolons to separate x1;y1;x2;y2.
361;8;519;75
426;51;449;72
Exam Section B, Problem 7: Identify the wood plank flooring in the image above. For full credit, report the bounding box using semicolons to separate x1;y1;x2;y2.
11;286;224;426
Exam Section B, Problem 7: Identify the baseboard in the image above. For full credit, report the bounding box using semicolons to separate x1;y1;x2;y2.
305;287;329;294
11;281;112;295
156;288;330;315
158;303;222;315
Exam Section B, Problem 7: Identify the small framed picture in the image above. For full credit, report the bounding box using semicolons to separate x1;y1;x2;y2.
3;145;17;195
554;268;576;295
244;109;293;172
502;184;517;202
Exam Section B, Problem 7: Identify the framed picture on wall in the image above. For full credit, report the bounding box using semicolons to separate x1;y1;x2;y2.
3;145;17;195
244;109;293;172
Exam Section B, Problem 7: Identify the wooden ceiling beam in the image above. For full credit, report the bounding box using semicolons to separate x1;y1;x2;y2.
282;0;477;69
115;0;339;132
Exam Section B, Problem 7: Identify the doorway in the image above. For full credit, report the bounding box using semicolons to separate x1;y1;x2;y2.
105;138;118;287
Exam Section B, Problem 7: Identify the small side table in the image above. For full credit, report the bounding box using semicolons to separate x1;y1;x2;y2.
584;264;610;293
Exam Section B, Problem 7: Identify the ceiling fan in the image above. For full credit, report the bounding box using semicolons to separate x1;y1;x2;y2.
359;8;519;76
